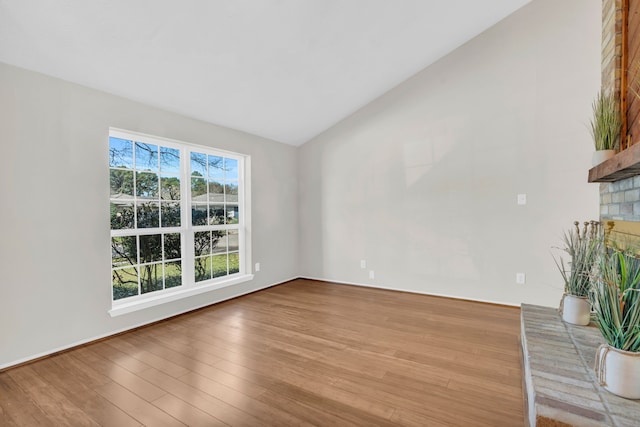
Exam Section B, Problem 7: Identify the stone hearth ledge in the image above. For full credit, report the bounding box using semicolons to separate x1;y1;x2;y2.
520;304;639;427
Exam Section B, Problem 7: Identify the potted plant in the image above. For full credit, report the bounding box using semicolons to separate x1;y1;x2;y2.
554;221;600;325
592;248;640;399
590;90;621;166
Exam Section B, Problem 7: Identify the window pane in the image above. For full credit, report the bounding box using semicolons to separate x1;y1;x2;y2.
164;233;181;261
160;147;180;174
191;177;207;201
190;152;207;176
228;230;239;252
212;231;227;254
226;204;239;224
192;204;208;226
224;182;238;203
208;155;224;179
136;172;159;199
194;231;210;256
135;142;159;171
110;202;135;230
209;204;225;225
229;253;240;274
194;256;211;282
137;202;160;228
213;254;228;278
140;234;162;263
165;261;182;288
140;262;163;293
160;175;181;200
225;158;238;181
112;267;138;300
109;137;133;169
161;202;180;228
110;170;134;198
111;236;137;268
208;180;224;203
212;230;225;246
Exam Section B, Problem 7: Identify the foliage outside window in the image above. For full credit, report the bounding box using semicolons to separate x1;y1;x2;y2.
109;130;246;305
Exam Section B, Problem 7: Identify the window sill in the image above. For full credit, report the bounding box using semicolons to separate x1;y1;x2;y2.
108;274;254;317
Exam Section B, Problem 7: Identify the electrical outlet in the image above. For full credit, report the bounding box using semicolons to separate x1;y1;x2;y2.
255;263;260;272
516;273;526;284
360;260;367;269
369;270;375;280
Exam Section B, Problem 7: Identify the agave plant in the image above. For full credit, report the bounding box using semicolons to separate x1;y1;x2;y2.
592;249;640;352
590;90;621;151
553;221;600;297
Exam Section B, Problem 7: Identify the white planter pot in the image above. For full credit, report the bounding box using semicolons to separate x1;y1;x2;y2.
561;294;591;326
592;150;615;167
595;344;640;399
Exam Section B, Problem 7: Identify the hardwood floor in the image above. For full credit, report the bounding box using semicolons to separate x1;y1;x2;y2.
0;279;523;426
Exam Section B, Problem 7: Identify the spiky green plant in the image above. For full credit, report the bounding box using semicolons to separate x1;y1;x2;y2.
590;90;621;151
592;249;640;352
553;221;600;297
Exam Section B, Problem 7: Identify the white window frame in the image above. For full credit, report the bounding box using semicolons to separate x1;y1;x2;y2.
108;128;252;317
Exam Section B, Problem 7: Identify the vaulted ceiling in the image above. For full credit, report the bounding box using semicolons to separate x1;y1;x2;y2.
0;0;532;145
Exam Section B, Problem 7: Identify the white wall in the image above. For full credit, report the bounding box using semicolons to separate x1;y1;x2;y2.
0;62;298;368
298;0;601;307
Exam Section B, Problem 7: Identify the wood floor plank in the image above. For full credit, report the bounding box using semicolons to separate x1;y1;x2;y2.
0;403;17;427
255;388;365;427
86;341;155;374
94;381;185;427
394;348;521;387
1;279;524;426
71;348;167;402
131;331;269;398
390;406;468;427
7;365;100;427
29;357;142;427
128;330;224;368
264;380;400;427
213;357;400;423
177;371;317;426
136;367;264;427
103;338;190;378
117;332;263;397
0;371;52;426
151;393;229;427
56;352;112;388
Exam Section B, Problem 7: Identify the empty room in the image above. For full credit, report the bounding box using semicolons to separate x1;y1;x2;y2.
2;0;639;425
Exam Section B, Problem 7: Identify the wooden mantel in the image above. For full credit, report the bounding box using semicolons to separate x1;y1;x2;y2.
588;142;640;182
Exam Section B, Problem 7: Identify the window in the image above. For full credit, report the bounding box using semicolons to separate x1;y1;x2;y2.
109;129;251;315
